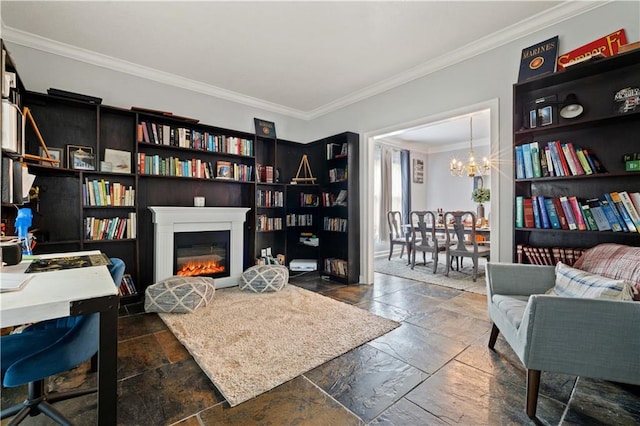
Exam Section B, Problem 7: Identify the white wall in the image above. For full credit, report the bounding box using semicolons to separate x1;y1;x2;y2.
3;1;638;279
426;145;490;216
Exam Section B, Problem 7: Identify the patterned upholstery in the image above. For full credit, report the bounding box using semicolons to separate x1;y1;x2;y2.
239;265;288;292
573;243;640;300
145;276;215;313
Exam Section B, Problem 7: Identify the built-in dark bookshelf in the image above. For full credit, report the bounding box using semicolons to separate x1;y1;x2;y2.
513;49;640;263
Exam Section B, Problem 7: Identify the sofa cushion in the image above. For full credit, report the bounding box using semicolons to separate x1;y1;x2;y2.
491;294;530;330
144;276;216;313
573;243;640;300
548;262;634;300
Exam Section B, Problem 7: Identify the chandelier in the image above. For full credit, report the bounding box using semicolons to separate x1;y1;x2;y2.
450;115;490;177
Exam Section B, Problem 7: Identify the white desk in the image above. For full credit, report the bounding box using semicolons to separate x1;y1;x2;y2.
0;250;119;425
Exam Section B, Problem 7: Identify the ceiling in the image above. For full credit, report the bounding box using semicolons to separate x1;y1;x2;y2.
1;1;598;145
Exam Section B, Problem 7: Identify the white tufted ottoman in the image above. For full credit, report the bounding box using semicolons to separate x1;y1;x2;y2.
144;276;215;313
239;265;288;292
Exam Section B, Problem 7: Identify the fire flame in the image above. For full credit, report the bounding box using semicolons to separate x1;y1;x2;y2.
176;260;225;277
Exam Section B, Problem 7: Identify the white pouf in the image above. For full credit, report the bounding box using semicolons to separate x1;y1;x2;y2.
239;265;288;292
145;276;215;313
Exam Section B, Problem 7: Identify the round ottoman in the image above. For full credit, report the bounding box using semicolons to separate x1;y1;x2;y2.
239;265;288;292
144;276;215;313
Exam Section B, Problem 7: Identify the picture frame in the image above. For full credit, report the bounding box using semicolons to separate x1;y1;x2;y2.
412;158;424;183
254;118;277;139
103;148;131;174
39;147;63;168
66;145;95;170
539;105;553;126
216;161;232;179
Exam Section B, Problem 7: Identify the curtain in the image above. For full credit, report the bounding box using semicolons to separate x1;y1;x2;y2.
400;150;411;221
379;145;393;242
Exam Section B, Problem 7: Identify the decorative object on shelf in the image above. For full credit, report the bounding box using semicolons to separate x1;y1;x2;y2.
21;107;60;166
292;154;317;183
194;196;205;207
450;115;490;177
412;158;424;183
517;35;559;83
104;148;131;173
254;117;276;139
39;147;62;167
66;145;95;170
100;161;112;172
472;187;490;220
613;86;639;114
558;93;584;119
525;95;557;129
557;29;627;70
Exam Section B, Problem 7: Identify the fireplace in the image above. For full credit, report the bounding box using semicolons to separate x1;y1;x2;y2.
174;230;230;278
149;207;249;288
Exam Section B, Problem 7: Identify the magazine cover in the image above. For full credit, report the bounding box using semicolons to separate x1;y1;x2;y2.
25;253;112;273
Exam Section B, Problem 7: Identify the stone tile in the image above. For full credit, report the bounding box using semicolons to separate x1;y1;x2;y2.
305;344;428;423
198;376;363;425
117;333;172;380
402;281;464;301
118;312;167;342
369;322;468;374
118;359;223;425
456;336;577;404
154;329;191;363
563;377;640;425
436;292;489;320
405;360;565;425
321;284;379;305
373;288;445;317
406;306;492;345
369;398;449;425
355;299;413;322
172;415;204;425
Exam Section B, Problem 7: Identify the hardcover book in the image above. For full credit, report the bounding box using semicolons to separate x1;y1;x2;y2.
518;36;559;82
599;199;624;232
557;29;627;70
544;197;561;229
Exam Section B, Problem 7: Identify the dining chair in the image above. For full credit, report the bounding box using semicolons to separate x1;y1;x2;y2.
443;211;490;281
387;211;409;261
0;258;124;425
409;211;445;273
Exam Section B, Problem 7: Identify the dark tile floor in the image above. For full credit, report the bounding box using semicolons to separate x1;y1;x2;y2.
2;272;639;425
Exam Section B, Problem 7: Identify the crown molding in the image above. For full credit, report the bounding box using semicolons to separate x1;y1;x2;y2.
2;1;605;121
305;1;606;119
2;26;309;120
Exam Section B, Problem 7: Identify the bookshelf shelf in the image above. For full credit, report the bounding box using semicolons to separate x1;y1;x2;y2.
513;49;640;264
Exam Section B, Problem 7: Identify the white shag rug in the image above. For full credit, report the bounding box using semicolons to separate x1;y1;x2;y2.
375;254;487;295
159;285;399;407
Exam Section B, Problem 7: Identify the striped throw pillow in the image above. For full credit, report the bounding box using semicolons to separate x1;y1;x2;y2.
548;262;634;300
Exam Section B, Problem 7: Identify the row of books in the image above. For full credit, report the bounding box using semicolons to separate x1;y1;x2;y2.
215;161;253;181
321;190;347;207
256;215;283;232
624;152;640;172
516;191;640;232
118;274;137;297
324;258;349;277
515;140;605;179
84;213;136;240
83;179;135;207
137;153;253;181
256;165;275;183
286;213;313;227
138;121;254;156
323;217;348;232
299;193;319;207
326;142;348;160
256;190;283;207
516;244;585;266
328;167;347;183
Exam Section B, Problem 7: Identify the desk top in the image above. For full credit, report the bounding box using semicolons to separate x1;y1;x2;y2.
0;251;118;328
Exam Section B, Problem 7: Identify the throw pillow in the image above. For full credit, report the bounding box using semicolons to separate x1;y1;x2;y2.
573;243;640;300
145;276;215;313
548;262;634;300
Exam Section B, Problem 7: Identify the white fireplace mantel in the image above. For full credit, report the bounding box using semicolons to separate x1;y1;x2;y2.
149;206;250;288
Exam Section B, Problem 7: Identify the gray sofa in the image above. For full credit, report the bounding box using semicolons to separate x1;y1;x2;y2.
486;261;640;417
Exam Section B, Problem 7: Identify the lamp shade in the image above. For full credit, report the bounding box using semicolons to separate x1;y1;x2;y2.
559;94;583;119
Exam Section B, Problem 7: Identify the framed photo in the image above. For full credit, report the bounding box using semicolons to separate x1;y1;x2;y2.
473;176;484;190
539;105;553;126
39;147;63;168
216;161;232;179
104;148;131;174
254;118;276;139
66;145;95;170
528;109;537;128
412;158;424;183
